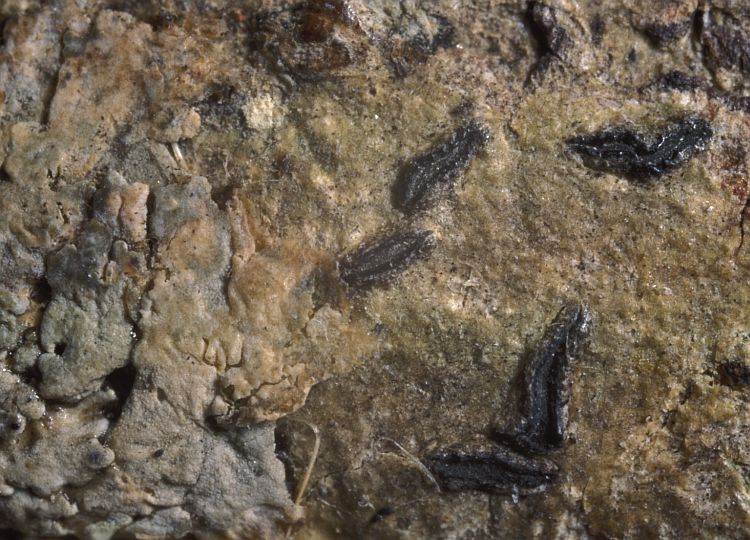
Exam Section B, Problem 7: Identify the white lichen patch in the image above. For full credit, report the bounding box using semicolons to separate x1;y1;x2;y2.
242;92;282;132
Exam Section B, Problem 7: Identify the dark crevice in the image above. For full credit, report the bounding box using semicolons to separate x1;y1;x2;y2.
644;70;704;93
718;361;750;388
525;3;554;60
691;7;703;44
40;30;66;127
736;197;750;256
698;7;750;76
590;14;604;45
20;364;42;389
195;85;249;136
389;12;455;77
274;420;302;498
0;16;9;50
21;327;37;343
145;189;158;269
101;363;137;422
369;507;396;525
430;14;455;51
210;184;235;210
0;161;11;183
220;263;233;306
80;180;100;222
30;277;53;304
523;2;567;84
130;322;144;343
642;18;692;47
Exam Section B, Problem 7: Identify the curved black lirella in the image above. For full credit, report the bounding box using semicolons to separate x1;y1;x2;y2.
393;121;490;214
566;116;712;180
494;303;592;454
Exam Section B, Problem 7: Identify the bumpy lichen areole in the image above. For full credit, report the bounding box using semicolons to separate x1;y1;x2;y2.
1;0;750;538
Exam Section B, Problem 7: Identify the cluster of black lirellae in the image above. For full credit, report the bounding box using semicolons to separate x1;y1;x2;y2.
335;121;595;495
426;304;591;493
343;112;714;290
336;101;711;495
338;121;489;290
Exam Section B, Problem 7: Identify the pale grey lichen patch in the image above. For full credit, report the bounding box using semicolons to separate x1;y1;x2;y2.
123;507;190;538
80;386;297;535
0;238;45;349
60;176;301;536
0;311;22;352
0;388;115;500
0;3;307;537
36;174;149;401
96;384;207;510
38;285;133;400
84;513;134;540
0;369;44;435
182;425;296;536
0;487;78;538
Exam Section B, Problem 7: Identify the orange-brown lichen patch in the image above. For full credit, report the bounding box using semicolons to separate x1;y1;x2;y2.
215;196;375;424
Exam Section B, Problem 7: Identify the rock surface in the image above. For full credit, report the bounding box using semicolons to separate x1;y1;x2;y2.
1;0;750;538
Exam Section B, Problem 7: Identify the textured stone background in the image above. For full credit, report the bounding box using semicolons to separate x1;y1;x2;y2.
1;0;750;538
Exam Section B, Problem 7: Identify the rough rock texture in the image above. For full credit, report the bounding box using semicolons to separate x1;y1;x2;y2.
1;0;750;538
